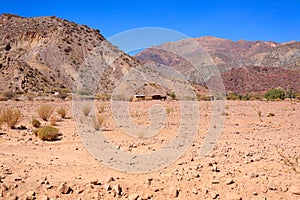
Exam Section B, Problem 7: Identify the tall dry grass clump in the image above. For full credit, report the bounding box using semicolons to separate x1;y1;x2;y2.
57;107;67;118
37;105;54;121
0;108;22;129
82;105;91;116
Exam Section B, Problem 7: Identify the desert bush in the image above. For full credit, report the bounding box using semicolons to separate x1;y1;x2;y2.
77;88;91;96
0;108;22;129
264;88;286;100
96;94;111;101
98;104;105;113
97;114;105;126
168;92;177;100
166;107;174;114
277;147;299;175
92;114;105;130
57;107;67;118
197;94;212;101
0;94;8;101
82;105;91;116
58;92;69;100
32;118;41;128
50;116;57;126
227;93;241;100
36;126;60;141
2;91;16;99
37;105;54;121
61;88;72;93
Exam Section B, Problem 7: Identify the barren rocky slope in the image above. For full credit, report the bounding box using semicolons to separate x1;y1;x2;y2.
0;13;139;94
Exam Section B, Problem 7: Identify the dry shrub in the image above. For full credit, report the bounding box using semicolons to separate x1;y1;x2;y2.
98;104;105;113
0;94;8;101
0;108;22;129
97;114;105;126
277;147;300;175
36;126;60;141
82;105;91;116
57;107;67;118
92;114;105;130
166;107;174;114
2;91;16;99
96;94;111;101
32;118;41;128
37;105;54;121
50;116;57;126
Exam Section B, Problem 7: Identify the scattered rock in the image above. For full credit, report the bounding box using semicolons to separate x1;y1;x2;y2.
58;181;72;194
225;193;242;200
226;179;235;185
25;191;36;200
168;186;179;198
212;164;219;172
107;177;115;182
128;193;139;200
249;172;258;178
90;179;102;185
290;185;300;195
192;188;198;194
40;196;49;200
104;184;111;191
211;179;220;184
112;183;122;195
268;182;276;190
261;186;268;193
211;191;219;199
14;177;22;181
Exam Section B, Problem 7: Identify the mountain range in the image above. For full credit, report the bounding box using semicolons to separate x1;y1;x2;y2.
135;36;300;94
0;14;299;97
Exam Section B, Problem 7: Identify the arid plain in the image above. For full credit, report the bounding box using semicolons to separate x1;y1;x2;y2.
0;99;299;200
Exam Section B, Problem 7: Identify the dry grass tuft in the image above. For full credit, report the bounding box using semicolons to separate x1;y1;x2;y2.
277;146;300;175
82;105;91;116
0;108;22;129
37;105;54;121
57;107;67;118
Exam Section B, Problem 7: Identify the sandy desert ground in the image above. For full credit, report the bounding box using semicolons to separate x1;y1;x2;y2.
0;99;299;200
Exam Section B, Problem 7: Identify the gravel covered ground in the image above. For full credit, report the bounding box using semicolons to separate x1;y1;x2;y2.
0;100;299;199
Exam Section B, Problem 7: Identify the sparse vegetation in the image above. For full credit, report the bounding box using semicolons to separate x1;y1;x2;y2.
168;92;177;100
82;105;91;116
264;87;297;100
97;114;105;126
36;126;60;141
197;94;212;101
166;107;174;114
50;116;57;126
277;147;299;175
2;91;16;100
258;111;262;117
98;104;105;113
0;108;22;129
77;88;91;96
37;105;54;121
96;94;111;101
57;107;67;118
92;114;105;131
0;94;8;101
32;118;41;128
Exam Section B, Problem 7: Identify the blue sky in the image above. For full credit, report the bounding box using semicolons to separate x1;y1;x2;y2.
1;0;300;44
